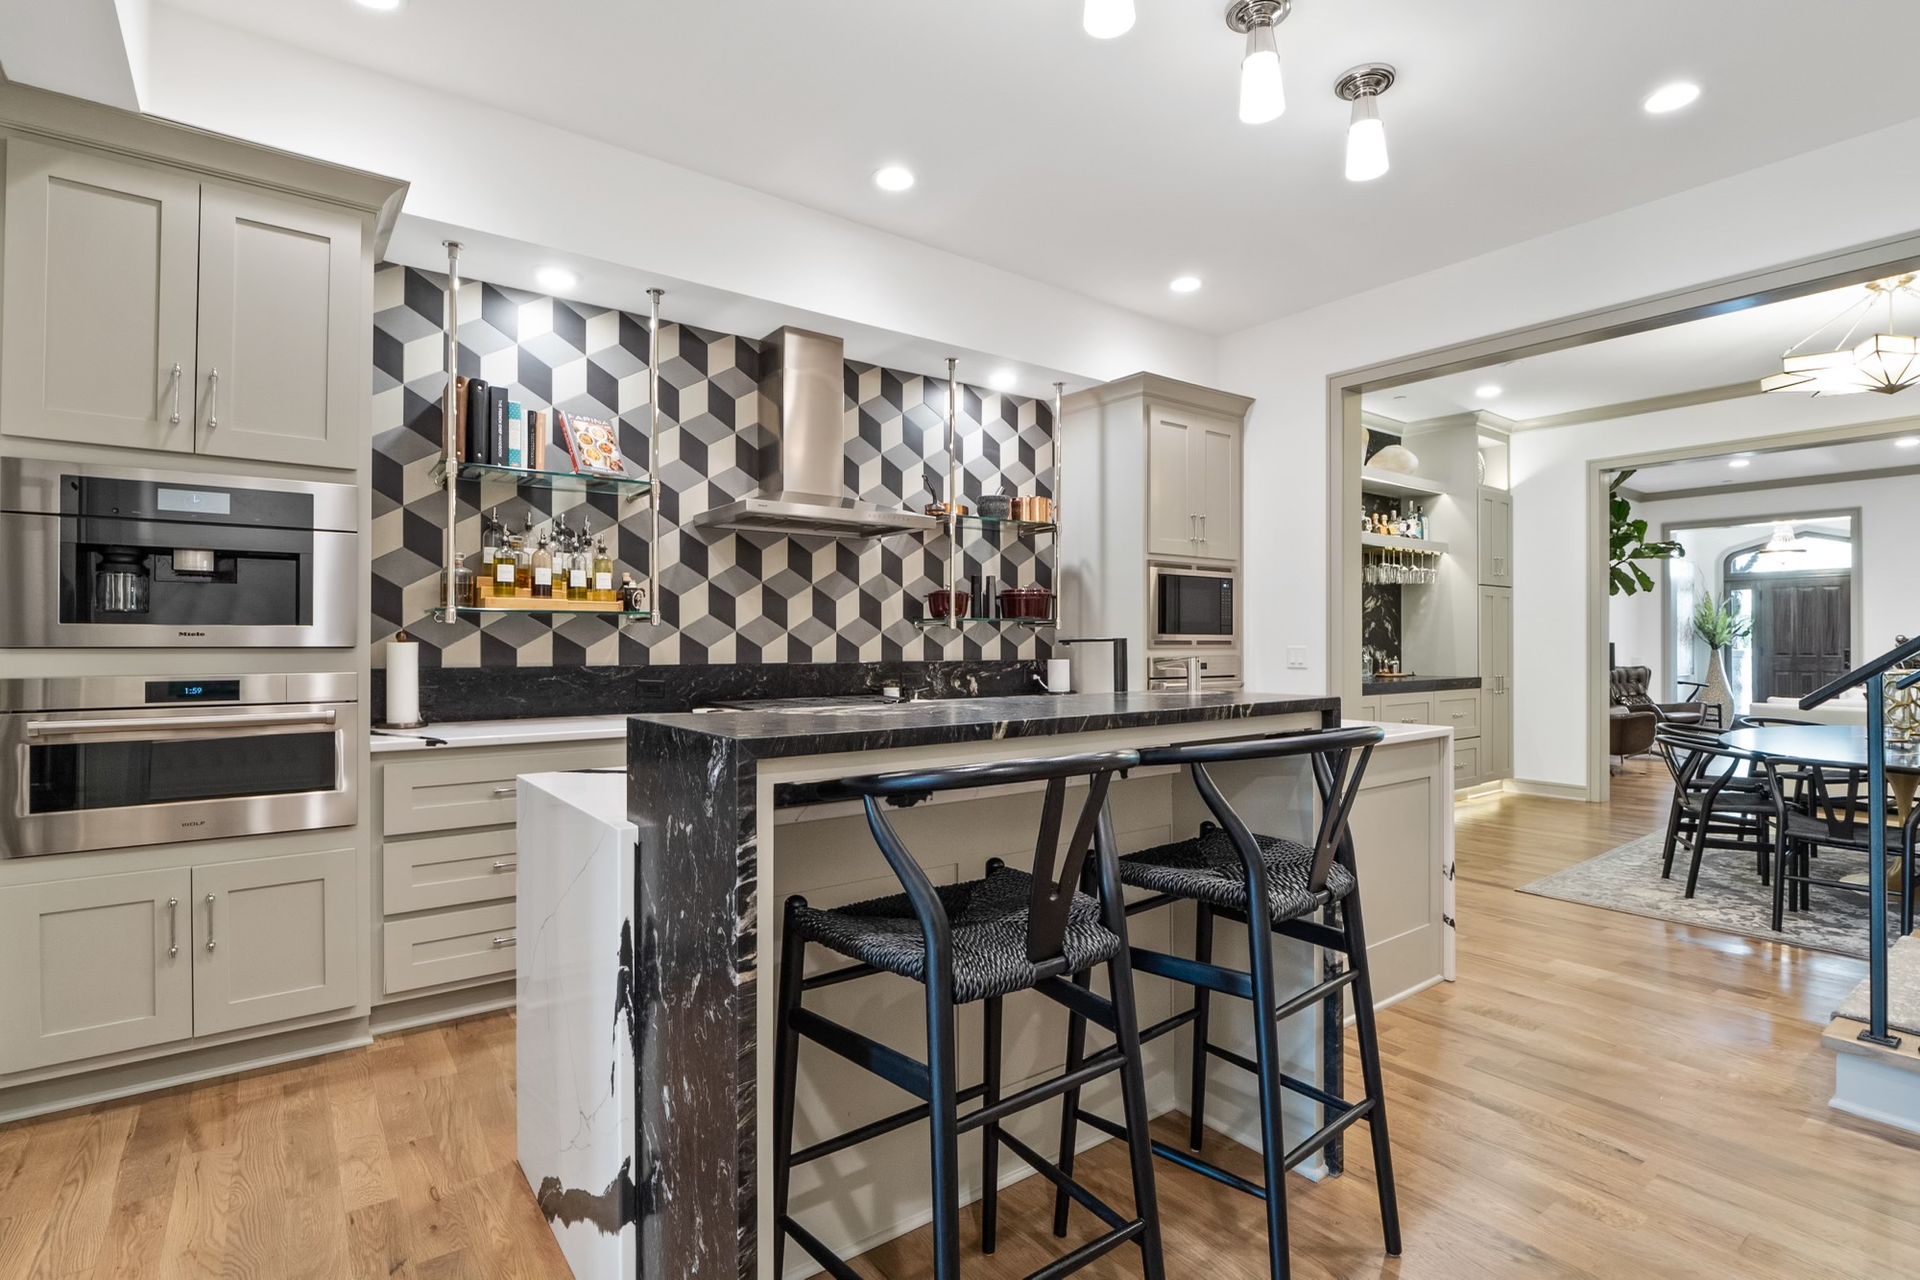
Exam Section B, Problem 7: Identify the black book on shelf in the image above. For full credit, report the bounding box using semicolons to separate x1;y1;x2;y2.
487;385;509;468
465;378;491;465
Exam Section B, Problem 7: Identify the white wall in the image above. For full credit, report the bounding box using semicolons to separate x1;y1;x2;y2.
137;7;1214;389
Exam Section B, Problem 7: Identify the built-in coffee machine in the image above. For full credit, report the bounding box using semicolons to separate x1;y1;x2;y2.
0;458;356;647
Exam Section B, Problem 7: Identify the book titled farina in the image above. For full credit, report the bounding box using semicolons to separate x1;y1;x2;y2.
556;410;627;477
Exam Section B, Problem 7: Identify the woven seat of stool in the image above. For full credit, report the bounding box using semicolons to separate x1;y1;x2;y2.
1120;827;1355;925
789;866;1122;1004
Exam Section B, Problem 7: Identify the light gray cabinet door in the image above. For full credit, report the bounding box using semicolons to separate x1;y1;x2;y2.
1192;417;1240;561
1478;488;1513;587
194;184;362;469
1479;586;1514;779
1147;411;1197;559
191;847;358;1036
1;140;200;452
0;868;194;1073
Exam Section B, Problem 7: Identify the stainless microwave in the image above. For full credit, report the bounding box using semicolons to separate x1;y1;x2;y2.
1150;565;1236;644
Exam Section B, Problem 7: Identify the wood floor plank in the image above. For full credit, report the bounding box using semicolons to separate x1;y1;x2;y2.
1;767;1918;1278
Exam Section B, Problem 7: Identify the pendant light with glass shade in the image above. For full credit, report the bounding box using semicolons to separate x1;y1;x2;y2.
1762;274;1920;396
1335;64;1396;181
1225;1;1290;124
1083;0;1135;39
1762;522;1806;555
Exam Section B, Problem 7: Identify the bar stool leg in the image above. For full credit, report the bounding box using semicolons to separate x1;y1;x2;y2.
1339;895;1402;1256
981;995;1004;1253
1771;831;1790;932
1188;903;1215;1152
772;900;809;1278
1242;911;1294;1280
1050;970;1094;1238
1106;943;1168;1279
924;976;963;1280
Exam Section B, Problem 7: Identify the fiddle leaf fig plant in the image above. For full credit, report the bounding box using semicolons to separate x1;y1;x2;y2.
1691;594;1753;652
1609;469;1685;596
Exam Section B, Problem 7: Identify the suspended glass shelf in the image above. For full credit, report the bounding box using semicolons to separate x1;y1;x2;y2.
446;604;650;621
433;459;653;498
942;514;1057;536
913;616;1057;629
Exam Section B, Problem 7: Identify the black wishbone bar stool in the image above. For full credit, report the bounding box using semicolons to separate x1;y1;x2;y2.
1052;725;1398;1280
773;749;1165;1280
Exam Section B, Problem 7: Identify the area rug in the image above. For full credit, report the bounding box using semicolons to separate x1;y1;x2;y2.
1518;830;1902;960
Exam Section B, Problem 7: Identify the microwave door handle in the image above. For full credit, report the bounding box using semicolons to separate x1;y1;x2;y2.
25;710;339;737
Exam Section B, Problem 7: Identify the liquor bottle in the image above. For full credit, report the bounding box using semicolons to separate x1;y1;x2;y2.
479;508;500;594
532;534;554;599
514;514;534;592
592;535;615;603
490;514;517;599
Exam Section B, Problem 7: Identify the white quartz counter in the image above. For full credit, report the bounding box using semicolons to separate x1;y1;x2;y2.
370;715;629;752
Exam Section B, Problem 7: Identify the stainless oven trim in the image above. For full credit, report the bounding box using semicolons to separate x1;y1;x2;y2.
0;457;358;529
1149;563;1240;645
0;672;355;712
1;696;359;858
0;510;357;648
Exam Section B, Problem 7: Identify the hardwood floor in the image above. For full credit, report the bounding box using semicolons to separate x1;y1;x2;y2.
4;764;1918;1279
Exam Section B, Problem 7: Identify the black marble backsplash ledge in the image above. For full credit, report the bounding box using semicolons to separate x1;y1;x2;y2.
372;659;1047;724
1360;676;1481;696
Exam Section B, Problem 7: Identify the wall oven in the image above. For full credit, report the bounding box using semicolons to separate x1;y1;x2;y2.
0;458;356;648
1150;565;1237;645
1;674;358;858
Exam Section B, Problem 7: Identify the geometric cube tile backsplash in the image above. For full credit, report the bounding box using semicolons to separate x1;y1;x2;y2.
371;264;1054;668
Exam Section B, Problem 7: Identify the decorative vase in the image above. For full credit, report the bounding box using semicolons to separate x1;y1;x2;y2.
1702;648;1734;727
1887;670;1920;746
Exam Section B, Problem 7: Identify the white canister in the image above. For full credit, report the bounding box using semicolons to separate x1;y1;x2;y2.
385;631;423;727
1046;658;1072;694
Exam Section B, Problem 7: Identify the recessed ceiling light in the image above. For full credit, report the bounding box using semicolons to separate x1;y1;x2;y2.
1728;457;1751;469
1643;81;1700;114
1474;384;1502;399
1169;275;1202;294
354;0;403;10
535;266;577;293
1897;436;1920;448
873;164;915;193
988;369;1016;392
1083;0;1135;39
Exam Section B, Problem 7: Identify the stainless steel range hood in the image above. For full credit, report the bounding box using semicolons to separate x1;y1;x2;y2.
688;326;938;539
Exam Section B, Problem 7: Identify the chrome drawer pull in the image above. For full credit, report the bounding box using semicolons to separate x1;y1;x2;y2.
167;897;179;956
491;860;517;872
491;785;517;798
26;710;337;737
491;935;517;948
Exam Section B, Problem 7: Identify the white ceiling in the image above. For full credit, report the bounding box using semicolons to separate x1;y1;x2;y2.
158;0;1920;335
1627;436;1920;495
1363;277;1920;422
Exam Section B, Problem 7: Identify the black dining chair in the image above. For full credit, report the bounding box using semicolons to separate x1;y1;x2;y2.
1653;725;1777;897
1754;754;1920;935
772;749;1165;1280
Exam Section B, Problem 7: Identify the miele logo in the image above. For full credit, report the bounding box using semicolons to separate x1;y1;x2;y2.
177;630;207;638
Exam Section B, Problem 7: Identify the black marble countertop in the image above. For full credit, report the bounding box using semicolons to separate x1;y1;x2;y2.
633;690;1339;758
1361;676;1481;696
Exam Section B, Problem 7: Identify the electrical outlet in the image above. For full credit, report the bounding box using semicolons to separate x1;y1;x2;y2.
1286;646;1308;670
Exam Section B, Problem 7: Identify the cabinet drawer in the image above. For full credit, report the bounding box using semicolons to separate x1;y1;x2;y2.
1434;692;1481;740
381;745;619;835
382;902;518;995
385;826;518;915
1453;743;1481;786
1378;694;1433;726
1350;698;1380;723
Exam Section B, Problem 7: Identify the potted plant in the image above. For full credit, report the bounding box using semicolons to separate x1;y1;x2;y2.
1691;594;1752;725
1608;470;1684;596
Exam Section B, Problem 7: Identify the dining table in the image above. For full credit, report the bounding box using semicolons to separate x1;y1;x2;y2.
1721;723;1920;820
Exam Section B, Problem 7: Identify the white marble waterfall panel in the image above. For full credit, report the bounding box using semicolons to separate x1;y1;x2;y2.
517;771;637;1280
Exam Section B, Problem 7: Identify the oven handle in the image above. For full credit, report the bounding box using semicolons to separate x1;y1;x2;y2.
25;710;339;737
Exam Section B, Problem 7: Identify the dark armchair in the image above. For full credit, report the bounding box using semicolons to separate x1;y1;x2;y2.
1611;665;1717;729
1609;707;1658;769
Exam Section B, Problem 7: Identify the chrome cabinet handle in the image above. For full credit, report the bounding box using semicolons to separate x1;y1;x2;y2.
169;363;182;426
492;935;517;948
26;710;337;737
167;897;179;956
204;893;216;952
491;785;517;798
491;860;517;872
1200;513;1208;543
206;368;219;430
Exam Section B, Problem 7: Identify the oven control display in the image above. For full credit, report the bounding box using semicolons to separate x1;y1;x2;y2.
144;679;241;703
156;487;233;516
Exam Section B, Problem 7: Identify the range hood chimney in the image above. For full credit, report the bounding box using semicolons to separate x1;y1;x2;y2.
688;326;938;539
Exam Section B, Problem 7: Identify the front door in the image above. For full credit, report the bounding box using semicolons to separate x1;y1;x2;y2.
1743;574;1851;703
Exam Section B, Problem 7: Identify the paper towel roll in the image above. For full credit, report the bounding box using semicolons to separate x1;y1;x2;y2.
385;631;422;727
1046;657;1072;694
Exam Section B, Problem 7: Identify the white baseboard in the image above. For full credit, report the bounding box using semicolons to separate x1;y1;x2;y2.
370;978;516;1036
1831;1052;1920;1136
1505;778;1593;802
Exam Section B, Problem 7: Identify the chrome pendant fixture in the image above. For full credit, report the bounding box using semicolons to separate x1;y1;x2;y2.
1763;274;1920;396
1225;0;1291;124
1335;64;1396;181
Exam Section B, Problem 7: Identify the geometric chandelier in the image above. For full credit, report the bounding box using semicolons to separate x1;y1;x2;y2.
1761;273;1920;396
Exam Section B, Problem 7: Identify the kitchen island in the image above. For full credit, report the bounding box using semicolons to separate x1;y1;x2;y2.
517;692;1453;1279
